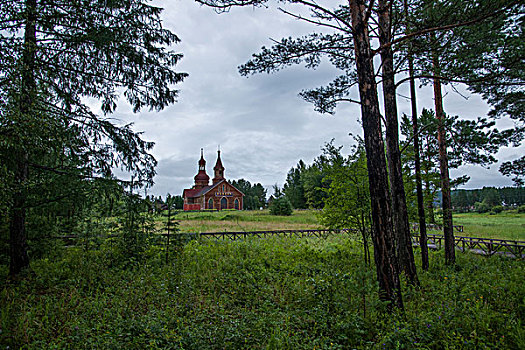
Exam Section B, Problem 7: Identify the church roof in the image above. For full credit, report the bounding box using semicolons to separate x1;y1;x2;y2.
194;171;210;182
183;186;210;199
214;150;224;170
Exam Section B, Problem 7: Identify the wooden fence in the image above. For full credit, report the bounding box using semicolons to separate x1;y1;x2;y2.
412;233;525;258
43;227;524;258
197;228;356;240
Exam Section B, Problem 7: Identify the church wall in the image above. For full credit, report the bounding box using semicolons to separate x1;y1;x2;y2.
203;182;243;210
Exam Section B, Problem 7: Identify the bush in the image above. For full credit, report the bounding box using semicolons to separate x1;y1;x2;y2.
474;201;491;213
491;205;503;214
3;236;524;349
269;196;293;216
518;205;525;213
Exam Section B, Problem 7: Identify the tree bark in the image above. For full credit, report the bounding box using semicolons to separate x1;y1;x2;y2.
349;0;403;309
378;0;419;286
432;46;455;265
10;0;37;277
404;0;429;271
423;147;436;225
409;59;429;271
10;154;30;277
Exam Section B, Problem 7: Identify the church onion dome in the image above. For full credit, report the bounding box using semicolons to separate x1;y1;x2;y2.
195;148;210;182
194;171;209;182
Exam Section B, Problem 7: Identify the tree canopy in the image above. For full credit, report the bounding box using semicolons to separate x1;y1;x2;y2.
1;0;186;275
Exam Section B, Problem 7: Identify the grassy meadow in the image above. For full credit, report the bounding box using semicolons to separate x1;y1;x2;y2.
450;212;525;241
170;209;525;241
171;209;321;233
2;209;524;349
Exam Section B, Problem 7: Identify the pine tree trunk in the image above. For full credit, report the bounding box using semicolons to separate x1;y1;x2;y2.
378;0;419;286
408;58;429;271
349;0;403;309
432;48;455;265
404;0;429;271
10;155;30;277
423;134;436;224
10;0;37;277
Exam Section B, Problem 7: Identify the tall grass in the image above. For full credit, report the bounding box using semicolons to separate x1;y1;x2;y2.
169;209;321;233
2;236;524;349
166;209;525;241
449;212;525;241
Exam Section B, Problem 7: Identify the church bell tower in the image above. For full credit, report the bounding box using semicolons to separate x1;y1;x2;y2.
213;149;225;185
194;148;210;189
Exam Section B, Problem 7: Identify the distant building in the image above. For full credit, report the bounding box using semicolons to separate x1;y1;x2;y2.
182;149;244;211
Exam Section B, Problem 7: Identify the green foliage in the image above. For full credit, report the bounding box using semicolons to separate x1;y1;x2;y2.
173;195;184;210
1;236;523;349
452;187;525;212
474;202;491;214
518;205;525;214
401;108;514;217
491;205;504;214
115;189;157;265
163;194;181;264
1;0;186;274
229;179;267;210
500;156;525;187
283;160;307;209
269;196;293;216
301;166;327;209
319;139;370;231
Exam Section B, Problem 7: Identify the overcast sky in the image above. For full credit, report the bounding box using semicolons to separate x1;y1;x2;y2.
114;0;523;198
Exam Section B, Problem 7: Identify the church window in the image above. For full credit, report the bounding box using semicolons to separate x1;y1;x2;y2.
234;199;239;210
221;197;227;210
208;198;213;209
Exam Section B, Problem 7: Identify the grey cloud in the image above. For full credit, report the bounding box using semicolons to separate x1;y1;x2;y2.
119;1;523;197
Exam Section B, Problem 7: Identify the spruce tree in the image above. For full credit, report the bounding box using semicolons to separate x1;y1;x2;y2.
0;0;187;276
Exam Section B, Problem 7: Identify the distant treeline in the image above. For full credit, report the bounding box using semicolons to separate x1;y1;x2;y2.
451;187;525;213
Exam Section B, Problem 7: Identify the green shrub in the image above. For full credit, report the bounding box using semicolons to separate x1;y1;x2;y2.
474;201;491;213
269;196;293;216
2;233;524;349
491;205;503;214
518;205;525;213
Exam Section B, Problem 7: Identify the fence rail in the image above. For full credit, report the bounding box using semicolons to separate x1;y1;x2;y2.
197;228;357;240
413;234;525;258
411;224;464;232
43;227;524;258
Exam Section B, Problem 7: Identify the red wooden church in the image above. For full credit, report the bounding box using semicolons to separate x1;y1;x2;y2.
182;149;244;211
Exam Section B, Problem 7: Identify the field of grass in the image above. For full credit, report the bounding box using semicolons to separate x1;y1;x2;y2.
166;209;525;241
2;235;523;349
170;209;321;233
450;212;525;241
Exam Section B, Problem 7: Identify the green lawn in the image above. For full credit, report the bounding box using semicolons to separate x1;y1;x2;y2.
449;212;525;241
